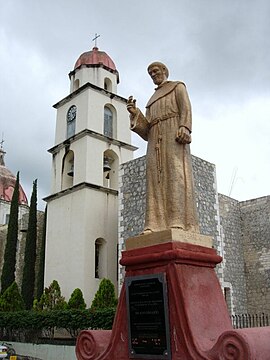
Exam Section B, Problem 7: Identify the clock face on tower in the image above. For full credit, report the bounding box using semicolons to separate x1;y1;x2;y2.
67;105;77;122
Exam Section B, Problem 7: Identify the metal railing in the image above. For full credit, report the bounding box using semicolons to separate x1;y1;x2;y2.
231;313;269;329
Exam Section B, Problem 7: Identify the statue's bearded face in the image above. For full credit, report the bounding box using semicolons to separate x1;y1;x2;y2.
148;66;167;85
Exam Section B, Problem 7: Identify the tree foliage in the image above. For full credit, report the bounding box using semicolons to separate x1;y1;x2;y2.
0;281;25;312
90;278;118;311
1;172;20;293
67;288;86;310
21;179;37;309
34;280;67;311
36;205;47;301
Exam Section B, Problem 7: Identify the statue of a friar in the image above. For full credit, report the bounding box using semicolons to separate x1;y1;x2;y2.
127;62;200;234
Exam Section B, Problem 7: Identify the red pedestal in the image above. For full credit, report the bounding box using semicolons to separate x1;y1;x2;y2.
76;241;270;359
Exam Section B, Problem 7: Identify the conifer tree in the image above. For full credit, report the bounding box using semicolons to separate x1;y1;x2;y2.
36;205;47;301
35;280;67;311
67;288;86;310
0;281;25;311
1;172;20;293
90;278;118;311
21;179;37;309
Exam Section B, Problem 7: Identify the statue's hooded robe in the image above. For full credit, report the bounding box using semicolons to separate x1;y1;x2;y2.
130;81;199;233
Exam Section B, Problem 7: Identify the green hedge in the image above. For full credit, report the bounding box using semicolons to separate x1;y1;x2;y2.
0;308;116;341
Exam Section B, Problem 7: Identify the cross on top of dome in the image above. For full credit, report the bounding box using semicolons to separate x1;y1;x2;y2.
92;33;100;48
0;134;5;166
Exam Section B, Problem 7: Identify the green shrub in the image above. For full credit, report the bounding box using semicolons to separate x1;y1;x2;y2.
90;278;118;311
0;308;116;341
67;288;86;310
89;308;116;329
0;282;25;312
34;280;67;311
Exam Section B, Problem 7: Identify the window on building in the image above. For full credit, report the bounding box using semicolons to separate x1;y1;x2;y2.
95;238;107;278
104;78;112;92
66;105;77;138
95;240;101;278
104;106;113;138
5;214;10;224
224;287;232;314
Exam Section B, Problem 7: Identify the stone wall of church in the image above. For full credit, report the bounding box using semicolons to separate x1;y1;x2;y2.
218;194;247;314
192;155;219;241
240;196;270;313
118;156;146;241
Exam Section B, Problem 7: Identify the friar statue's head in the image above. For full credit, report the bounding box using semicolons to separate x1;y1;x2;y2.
147;62;169;86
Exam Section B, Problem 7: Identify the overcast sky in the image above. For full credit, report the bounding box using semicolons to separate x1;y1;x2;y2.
0;0;269;210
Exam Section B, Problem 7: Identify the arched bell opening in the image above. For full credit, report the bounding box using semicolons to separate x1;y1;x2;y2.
104;77;112;92
61;150;74;190
103;150;119;190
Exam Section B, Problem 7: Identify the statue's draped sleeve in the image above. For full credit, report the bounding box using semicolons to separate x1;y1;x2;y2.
130;109;150;141
175;82;192;132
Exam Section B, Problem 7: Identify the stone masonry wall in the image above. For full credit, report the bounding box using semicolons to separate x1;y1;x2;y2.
240;196;270;313
218;194;247;313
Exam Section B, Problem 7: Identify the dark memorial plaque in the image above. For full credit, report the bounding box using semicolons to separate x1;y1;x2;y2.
125;273;171;359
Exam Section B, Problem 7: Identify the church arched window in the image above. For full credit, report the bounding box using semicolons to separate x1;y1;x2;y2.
95;238;107;278
104;106;113;138
66;105;77;139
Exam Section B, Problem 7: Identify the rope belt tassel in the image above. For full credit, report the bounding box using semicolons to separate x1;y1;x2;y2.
150;114;179;183
155;121;162;183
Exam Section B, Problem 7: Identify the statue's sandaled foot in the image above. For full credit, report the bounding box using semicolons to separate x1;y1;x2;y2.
170;226;184;230
141;228;153;235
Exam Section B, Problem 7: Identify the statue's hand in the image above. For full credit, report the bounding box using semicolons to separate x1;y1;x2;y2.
176;126;191;144
127;96;137;116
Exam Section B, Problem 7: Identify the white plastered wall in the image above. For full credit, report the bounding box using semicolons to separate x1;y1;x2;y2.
45;188;118;306
50;135;132;194
54;88;130;146
70;67;118;94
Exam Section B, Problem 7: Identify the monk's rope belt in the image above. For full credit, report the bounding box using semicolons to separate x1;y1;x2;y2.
149;114;180;183
149;113;180;128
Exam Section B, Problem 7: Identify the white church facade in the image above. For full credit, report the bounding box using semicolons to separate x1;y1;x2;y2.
44;46;136;305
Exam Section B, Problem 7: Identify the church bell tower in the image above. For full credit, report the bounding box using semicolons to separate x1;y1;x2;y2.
44;44;135;304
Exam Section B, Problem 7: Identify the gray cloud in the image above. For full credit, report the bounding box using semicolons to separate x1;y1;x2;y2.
0;0;269;208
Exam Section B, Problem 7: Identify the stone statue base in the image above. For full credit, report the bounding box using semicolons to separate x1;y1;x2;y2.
76;238;270;360
125;228;213;250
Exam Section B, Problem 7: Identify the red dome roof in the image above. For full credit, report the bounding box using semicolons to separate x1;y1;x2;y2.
74;47;117;71
0;149;28;205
